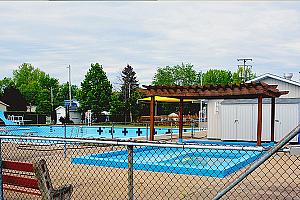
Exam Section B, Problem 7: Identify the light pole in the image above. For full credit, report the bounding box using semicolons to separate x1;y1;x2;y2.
199;70;203;131
128;82;138;123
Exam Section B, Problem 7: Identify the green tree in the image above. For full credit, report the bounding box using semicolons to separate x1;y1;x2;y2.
121;64;139;122
56;83;80;105
109;91;125;122
232;66;256;83
36;89;52;113
202;69;233;85
12;63;61;113
80;63;112;121
13;63;42;104
152;63;199;86
152;66;175;86
0;77;14;97
0;86;27;111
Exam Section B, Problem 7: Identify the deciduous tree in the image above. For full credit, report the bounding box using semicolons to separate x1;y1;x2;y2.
152;63;199;86
202;69;233;85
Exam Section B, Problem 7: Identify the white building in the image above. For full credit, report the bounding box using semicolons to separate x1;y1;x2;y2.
55;106;66;124
207;73;300;143
248;73;300;98
55;106;81;124
0;101;9;111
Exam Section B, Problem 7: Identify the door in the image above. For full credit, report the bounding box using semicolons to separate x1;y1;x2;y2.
221;105;238;140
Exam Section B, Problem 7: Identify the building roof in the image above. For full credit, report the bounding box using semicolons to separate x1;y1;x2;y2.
246;73;300;87
141;82;288;99
55;106;65;111
221;98;300;105
0;101;9;107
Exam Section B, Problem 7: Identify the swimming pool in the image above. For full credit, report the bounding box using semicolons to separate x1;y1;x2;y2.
0;125;193;139
71;146;265;178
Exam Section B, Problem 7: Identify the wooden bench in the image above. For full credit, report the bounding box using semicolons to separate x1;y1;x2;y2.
2;159;73;200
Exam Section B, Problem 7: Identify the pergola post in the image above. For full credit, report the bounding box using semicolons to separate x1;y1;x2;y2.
271;97;275;142
178;98;184;142
257;95;263;146
150;96;155;141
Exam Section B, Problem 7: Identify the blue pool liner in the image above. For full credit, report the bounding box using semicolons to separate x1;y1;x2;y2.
71;146;266;178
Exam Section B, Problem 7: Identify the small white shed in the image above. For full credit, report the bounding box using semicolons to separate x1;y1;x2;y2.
208;99;300;142
55;106;66;124
55;106;81;124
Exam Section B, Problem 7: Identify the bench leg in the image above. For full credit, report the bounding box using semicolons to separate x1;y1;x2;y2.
51;185;73;200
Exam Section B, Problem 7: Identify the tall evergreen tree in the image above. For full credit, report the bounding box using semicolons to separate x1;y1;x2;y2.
121;65;139;122
80;63;112;122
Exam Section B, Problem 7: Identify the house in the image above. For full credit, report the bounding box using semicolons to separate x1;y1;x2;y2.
0;101;9;111
207;73;300;143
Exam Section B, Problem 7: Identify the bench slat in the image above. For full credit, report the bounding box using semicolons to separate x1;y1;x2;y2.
3;175;39;190
3;185;41;196
3;160;34;172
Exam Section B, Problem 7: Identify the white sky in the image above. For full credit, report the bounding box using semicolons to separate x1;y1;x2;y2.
0;1;300;88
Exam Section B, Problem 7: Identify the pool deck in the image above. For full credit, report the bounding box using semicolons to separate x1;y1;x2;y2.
2;132;299;200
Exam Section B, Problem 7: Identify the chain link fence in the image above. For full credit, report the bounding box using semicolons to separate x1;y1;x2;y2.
0;125;299;199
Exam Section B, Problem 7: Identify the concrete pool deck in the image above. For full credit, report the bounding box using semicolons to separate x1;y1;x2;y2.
2;134;299;200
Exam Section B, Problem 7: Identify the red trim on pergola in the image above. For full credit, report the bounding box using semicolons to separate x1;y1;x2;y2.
140;82;288;146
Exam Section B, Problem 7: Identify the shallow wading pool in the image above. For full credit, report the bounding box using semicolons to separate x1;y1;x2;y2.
71;146;266;178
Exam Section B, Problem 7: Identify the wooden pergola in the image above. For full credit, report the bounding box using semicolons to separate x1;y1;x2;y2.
140;82;288;146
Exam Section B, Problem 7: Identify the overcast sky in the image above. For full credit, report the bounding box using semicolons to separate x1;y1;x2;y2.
0;2;300;89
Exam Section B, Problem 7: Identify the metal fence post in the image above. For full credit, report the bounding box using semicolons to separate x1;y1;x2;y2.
111;122;114;139
64;124;67;158
146;123;148;140
0;138;3;200
127;145;134;200
191;119;195;138
170;121;173;141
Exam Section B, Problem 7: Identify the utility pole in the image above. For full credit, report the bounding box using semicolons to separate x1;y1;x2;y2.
67;65;72;107
67;65;72;121
237;58;253;82
50;87;54;111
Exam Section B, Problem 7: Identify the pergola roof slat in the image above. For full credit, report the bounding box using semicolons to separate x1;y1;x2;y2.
141;82;288;99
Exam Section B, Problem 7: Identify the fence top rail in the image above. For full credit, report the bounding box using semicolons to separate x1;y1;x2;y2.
0;135;266;151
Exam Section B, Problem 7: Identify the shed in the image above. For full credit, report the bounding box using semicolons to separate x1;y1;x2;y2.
55;105;81;124
55;106;66;124
208;98;300;142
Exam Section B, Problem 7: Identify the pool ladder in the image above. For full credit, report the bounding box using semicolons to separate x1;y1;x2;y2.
70;126;84;138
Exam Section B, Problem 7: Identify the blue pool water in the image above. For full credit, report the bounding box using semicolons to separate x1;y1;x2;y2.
0;125;193;139
71;146;265;178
